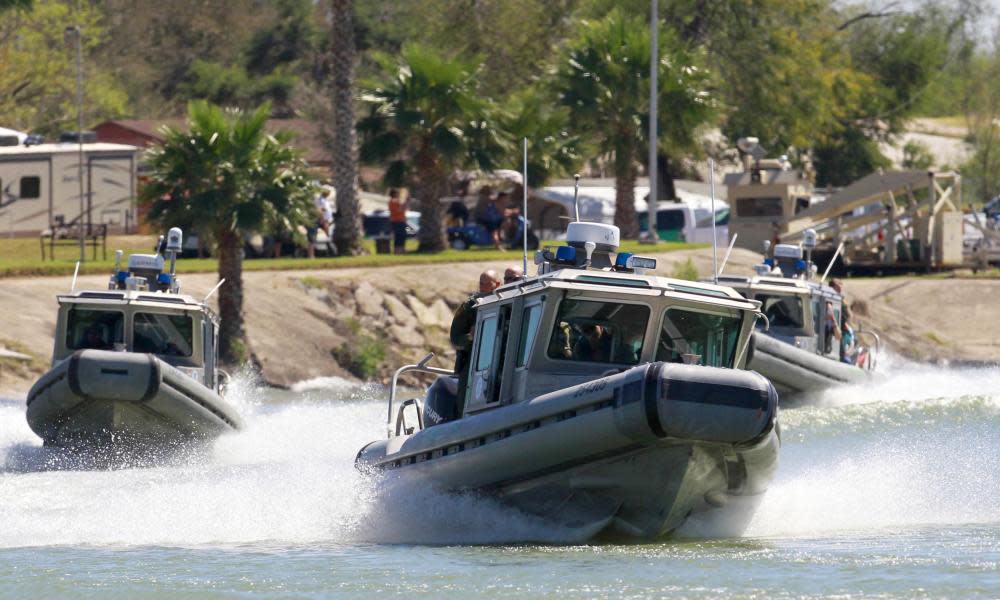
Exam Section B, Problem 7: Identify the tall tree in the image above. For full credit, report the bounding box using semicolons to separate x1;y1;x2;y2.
141;101;316;363
555;8;714;238
328;0;364;255
358;44;507;252
0;0;127;134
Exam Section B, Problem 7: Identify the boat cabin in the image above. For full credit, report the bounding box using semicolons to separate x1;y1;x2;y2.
716;242;844;359
49;228;222;390
391;222;764;435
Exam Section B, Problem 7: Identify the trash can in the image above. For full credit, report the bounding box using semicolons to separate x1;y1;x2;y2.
375;235;392;254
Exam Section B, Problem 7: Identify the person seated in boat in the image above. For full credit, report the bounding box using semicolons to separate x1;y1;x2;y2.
81;324;112;350
572;324;613;363
450;269;503;400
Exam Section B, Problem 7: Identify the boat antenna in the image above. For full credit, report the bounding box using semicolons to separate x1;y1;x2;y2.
204;278;226;302
522;137;529;277
718;233;739;277
709;157;719;283
820;241;845;284
573;174;581;222
70;260;80;292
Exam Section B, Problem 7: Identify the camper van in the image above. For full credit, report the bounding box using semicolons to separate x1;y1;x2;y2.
0;141;139;237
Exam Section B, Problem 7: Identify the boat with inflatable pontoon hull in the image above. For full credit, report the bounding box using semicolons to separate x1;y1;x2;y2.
748;331;869;397
358;213;780;540
25;227;242;449
714;232;881;400
357;362;779;539
27;349;242;447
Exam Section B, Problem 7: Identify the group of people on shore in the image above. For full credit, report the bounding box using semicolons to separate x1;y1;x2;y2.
447;186;528;251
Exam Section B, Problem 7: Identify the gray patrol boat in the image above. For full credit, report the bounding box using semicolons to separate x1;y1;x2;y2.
26;228;243;449
716;232;880;399
357;221;780;540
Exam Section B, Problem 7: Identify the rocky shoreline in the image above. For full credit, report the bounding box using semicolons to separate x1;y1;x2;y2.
2;247;998;397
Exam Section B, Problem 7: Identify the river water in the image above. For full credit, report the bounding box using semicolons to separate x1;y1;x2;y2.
1;360;998;598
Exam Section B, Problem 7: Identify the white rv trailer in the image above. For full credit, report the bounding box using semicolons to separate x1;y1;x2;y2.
0;142;139;237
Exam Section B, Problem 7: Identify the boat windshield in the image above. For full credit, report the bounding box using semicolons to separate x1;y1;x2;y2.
755;293;804;329
66;308;125;351
133;312;194;357
547;299;649;365
656;308;742;367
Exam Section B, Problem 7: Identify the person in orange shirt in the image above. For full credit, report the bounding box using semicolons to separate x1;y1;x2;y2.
388;188;408;254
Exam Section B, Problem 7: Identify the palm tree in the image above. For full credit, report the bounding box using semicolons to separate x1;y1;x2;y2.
141;100;316;363
502;87;583;186
555;9;714;238
328;0;364;255
358;44;508;252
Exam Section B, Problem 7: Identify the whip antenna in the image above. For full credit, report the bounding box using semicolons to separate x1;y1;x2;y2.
709;158;719;283
523;138;529;277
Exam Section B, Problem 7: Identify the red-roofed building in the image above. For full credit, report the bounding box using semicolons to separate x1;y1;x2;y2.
94;118;332;176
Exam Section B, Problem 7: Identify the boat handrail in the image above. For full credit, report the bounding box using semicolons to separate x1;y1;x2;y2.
386;353;454;438
855;328;881;371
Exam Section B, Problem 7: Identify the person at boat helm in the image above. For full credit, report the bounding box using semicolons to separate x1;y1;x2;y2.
450;270;503;401
82;324;111;350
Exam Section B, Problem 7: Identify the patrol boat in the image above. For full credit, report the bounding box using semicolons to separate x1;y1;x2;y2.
716;232;880;399
26;228;243;449
357;222;780;540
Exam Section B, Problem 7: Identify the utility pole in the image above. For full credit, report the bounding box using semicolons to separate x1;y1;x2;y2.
647;0;658;243
65;24;84;262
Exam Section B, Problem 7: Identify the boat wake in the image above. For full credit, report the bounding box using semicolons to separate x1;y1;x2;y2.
0;361;997;548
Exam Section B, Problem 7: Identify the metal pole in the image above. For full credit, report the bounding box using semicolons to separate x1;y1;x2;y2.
70;25;85;263
710;158;719;283
647;0;658;242
522;138;529;276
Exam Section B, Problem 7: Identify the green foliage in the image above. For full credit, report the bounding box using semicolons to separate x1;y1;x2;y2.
140;100;316;242
0;0;127;134
555;8;714;236
670;257;699;281
358;44;509;251
902;140;935;170
334;317;386;380
501;87;583;185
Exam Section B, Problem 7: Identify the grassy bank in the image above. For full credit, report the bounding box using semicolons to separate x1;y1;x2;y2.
0;236;701;278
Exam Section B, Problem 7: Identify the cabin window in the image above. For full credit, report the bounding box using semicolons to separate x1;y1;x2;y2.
755;294;805;329
795;197;811;214
66;308;124;350
19;176;40;199
547;299;649;365
656;308;742;367
475;316;499;371
516;304;542;368
735;197;783;218
133;312;194;357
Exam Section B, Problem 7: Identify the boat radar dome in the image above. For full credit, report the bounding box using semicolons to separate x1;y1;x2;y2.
566;222;620;253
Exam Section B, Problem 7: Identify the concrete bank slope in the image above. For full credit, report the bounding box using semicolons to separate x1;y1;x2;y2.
1;247;996;395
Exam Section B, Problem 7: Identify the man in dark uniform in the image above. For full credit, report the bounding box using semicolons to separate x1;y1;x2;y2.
450;269;502;405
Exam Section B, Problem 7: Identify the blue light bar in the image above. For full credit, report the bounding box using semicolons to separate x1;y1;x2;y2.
555;246;577;262
614;252;633;268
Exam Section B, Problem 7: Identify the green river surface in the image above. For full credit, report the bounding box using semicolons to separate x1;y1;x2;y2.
1;359;997;598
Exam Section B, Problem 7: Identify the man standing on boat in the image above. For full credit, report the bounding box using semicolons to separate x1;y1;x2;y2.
450;270;502;404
